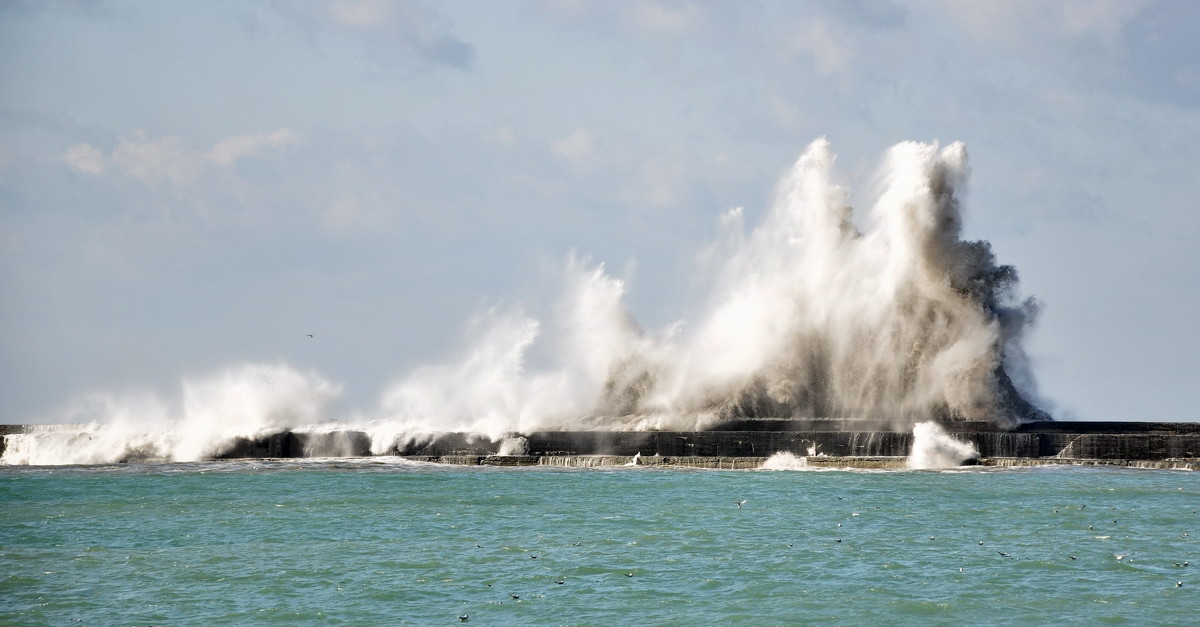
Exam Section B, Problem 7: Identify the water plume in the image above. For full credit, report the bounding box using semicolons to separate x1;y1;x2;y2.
907;421;980;469
761;451;810;470
592;138;1046;428
384;138;1046;439
496;436;529;456
4;139;1049;464
2;364;340;465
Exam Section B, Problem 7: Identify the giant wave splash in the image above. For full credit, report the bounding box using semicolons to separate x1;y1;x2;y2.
2;139;1048;465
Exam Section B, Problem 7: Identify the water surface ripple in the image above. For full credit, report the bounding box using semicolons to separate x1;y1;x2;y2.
2;461;1196;625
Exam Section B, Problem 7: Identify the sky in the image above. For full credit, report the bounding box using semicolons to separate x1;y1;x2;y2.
2;0;1199;424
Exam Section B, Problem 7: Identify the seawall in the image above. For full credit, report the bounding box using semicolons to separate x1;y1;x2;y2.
3;420;1198;468
377;421;1200;460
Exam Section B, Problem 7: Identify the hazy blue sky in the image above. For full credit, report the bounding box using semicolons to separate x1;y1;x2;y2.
3;0;1199;423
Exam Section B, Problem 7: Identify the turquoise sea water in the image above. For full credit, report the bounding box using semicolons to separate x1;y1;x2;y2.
2;460;1196;625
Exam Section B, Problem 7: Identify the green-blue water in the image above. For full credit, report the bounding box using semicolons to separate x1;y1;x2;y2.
2;460;1196;625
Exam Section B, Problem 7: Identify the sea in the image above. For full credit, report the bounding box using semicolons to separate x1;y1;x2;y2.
2;460;1196;625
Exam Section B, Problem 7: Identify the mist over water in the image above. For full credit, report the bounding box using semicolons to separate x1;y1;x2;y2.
3;139;1049;464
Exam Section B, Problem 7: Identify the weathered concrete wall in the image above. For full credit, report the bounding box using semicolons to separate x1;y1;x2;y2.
203;421;1200;461
212;431;374;459
4;420;1199;464
515;429;1073;459
397;454;1200;470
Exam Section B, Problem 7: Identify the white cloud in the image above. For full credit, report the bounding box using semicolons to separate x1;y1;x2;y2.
63;142;106;174
61;128;300;189
790;20;851;77
624;2;706;37
493;125;518;146
552;128;596;165
628;158;686;208
323;193;386;233
110;132;203;186
327;0;395;31
924;0;1149;49
1058;0;1145;41
535;0;591;19
206;129;300;166
299;0;475;71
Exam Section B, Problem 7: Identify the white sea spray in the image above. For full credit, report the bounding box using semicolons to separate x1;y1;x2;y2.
908;421;980;469
4;140;1046;464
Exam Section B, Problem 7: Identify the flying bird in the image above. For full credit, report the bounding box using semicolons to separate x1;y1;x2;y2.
735;500;747;509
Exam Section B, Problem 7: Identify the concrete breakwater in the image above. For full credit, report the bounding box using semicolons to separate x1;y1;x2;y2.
5;420;1197;468
385;420;1200;461
403;454;1199;471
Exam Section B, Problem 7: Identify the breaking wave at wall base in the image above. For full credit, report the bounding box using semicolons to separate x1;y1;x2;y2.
907;421;981;469
3;139;1049;465
760;451;811;470
1;364;341;465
